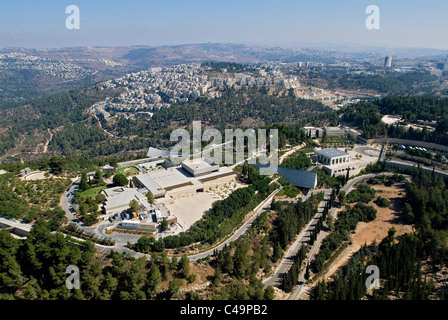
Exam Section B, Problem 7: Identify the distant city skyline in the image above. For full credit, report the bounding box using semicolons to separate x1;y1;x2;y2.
1;0;447;50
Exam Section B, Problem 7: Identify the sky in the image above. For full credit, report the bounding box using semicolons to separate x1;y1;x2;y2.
0;0;447;49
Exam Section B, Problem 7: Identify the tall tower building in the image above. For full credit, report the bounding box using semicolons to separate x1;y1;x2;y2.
384;56;393;68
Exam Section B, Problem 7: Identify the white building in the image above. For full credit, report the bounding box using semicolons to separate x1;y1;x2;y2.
314;148;354;177
315;148;350;166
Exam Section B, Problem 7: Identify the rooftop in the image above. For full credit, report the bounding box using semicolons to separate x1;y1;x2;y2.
278;167;317;189
182;157;216;171
249;164;317;189
315;148;349;159
134;174;166;195
102;187;146;211
324;126;345;133
149;168;192;189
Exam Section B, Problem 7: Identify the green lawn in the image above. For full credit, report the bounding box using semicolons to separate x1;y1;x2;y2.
79;186;107;200
300;147;315;154
116;166;139;177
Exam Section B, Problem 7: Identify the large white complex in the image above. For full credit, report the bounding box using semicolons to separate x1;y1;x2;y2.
133;158;237;199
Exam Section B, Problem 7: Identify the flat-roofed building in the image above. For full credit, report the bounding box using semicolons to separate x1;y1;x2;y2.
317;126;345;137
182;158;219;177
133;174;167;198
137;222;157;232
102;187;147;216
302;126;317;138
133;161;237;200
315;148;350;166
314;148;354;177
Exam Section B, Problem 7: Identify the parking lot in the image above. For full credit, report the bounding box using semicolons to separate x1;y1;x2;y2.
109;231;141;244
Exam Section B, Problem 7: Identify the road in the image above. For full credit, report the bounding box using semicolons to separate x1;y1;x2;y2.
59;178;82;225
263;192;330;288
386;158;448;179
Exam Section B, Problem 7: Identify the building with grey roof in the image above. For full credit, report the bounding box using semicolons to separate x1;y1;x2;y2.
181;158;219;177
314;148;355;177
250;164;317;189
317;126;345;137
20;168;32;177
102;187;148;216
146;147;171;158
315;148;350;166
278;167;317;189
132;174;167;198
133;163;236;198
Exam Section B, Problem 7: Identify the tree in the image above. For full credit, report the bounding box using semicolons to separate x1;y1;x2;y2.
185;290;201;300
179;255;190;278
113;173;128;187
129;199;139;213
322;128;328;143
146;191;155;204
168;278;183;299
49;156;67;175
93;168;103;184
305;264;310;280
213;267;223;286
338;190;346;206
375;196;391;208
79;171;88;192
147;263;162;298
109;158;119;168
264;286;275;300
95;194;106;203
160;218;168;232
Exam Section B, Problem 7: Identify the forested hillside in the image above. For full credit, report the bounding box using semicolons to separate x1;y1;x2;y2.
313;169;448;300
1;85;337;160
342;96;448;144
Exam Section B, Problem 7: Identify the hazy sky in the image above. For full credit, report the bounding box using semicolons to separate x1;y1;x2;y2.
0;0;447;49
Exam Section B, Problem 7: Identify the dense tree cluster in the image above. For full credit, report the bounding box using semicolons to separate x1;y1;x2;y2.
342;96;448;145
0;220;207;300
269;196;319;260
337;72;437;96
3;85;335;159
281;150;311;170
346;184;376;203
281;246;308;292
312;203;377;273
313;231;436;300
